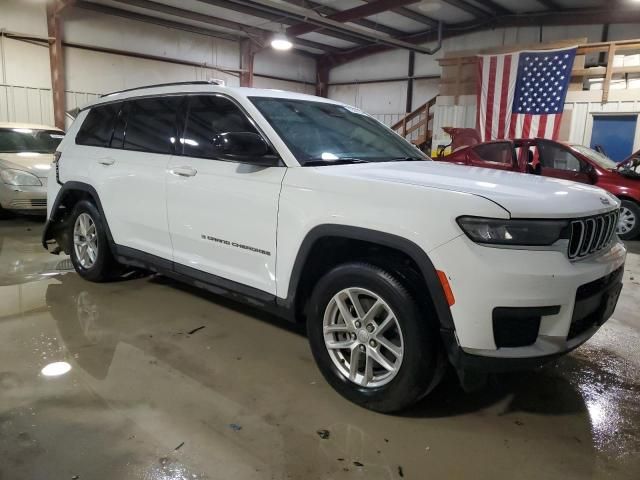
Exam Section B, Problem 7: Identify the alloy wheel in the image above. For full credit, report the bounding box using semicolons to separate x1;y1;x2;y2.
73;213;98;269
323;287;404;388
617;206;636;236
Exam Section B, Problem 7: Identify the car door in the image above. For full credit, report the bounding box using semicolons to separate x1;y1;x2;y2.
166;94;286;296
537;139;592;184
90;96;181;260
467;141;518;171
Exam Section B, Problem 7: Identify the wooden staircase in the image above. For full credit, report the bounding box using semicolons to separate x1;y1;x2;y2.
391;96;437;153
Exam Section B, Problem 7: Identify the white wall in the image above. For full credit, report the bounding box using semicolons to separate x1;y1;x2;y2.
0;0;316;126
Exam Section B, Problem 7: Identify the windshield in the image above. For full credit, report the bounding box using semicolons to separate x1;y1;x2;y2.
571;144;618;170
249;97;428;165
0;128;64;154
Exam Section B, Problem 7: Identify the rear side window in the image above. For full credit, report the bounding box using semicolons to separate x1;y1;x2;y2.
182;95;259;159
473;142;514;164
123;97;181;154
76;103;121;147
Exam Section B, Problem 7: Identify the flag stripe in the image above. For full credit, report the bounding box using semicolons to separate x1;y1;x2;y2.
497;55;511;139
484;56;498;141
537;115;548;138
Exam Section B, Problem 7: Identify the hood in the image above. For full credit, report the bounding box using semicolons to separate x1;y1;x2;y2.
323;161;620;218
0;152;54;178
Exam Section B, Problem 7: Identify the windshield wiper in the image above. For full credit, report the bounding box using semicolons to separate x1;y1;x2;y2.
303;158;370;166
389;156;425;162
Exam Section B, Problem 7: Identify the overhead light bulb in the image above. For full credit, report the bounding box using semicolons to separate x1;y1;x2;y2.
271;33;292;51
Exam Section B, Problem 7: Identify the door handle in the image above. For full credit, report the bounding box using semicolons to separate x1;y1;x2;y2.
171;166;198;177
98;158;115;166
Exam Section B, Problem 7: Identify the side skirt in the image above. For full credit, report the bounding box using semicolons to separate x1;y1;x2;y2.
114;245;293;320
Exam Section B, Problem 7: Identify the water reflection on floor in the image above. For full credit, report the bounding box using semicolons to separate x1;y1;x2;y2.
1;218;639;479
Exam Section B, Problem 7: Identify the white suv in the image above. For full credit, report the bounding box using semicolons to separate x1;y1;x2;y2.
43;82;626;412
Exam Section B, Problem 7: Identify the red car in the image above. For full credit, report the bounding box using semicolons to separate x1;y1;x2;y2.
437;128;640;240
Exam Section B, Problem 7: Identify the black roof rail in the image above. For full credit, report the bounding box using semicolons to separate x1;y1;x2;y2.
99;80;223;98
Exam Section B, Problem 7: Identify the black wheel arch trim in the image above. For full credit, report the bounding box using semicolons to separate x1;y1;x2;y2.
42;181;117;256
280;224;456;331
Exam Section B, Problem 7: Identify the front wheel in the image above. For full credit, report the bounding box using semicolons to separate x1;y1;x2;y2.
617;200;640;241
307;262;444;413
69;200;121;282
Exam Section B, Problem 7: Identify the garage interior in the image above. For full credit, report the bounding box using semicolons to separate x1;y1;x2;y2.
1;0;640;479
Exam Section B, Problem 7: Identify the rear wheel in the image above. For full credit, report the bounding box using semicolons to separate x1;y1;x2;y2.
307;262;444;413
69;200;121;282
617;200;640;240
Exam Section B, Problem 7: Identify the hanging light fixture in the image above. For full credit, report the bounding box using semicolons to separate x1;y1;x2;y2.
271;32;292;51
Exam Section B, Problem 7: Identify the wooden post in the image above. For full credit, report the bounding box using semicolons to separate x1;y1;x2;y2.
239;39;255;87
46;1;66;130
603;43;616;103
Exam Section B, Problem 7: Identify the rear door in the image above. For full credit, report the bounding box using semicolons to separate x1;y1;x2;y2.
537;139;592;184
467;141;518;171
90;96;181;260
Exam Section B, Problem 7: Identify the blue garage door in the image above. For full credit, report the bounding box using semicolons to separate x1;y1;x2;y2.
590;115;637;162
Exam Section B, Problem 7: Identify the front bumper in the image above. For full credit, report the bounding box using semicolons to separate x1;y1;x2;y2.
429;235;626;371
0;180;47;212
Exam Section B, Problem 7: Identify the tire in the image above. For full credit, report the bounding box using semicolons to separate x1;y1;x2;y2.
69;200;121;282
307;262;444;413
617;200;640;241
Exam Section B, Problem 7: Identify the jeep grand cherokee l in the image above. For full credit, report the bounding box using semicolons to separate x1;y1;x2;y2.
42;82;626;412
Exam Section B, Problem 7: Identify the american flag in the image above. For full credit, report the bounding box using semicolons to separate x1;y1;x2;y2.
476;47;577;142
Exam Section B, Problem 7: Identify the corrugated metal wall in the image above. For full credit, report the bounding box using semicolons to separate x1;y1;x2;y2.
0;84;100;127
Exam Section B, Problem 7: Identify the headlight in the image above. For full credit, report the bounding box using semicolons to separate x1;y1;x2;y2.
457;216;569;246
0;169;42;186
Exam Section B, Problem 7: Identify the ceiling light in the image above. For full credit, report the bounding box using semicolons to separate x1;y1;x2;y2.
271;33;292;51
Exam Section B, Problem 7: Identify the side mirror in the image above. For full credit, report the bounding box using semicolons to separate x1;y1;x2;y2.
213;132;272;161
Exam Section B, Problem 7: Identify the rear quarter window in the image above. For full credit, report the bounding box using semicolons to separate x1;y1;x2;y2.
76;103;121;147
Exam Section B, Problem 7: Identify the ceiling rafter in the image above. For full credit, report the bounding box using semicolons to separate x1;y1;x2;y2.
536;0;563;9
440;0;493;18
280;0;405;37
473;0;512;15
194;0;370;45
286;0;421;37
361;0;439;28
82;0;339;53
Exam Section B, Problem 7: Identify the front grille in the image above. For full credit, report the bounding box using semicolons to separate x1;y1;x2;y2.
31;199;46;207
568;210;618;260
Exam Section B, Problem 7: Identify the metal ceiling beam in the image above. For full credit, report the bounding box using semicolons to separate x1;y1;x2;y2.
286;0;421;37
325;7;640;66
536;0;563;9
280;0;405;37
361;0;439;28
77;1;337;53
225;0;440;54
474;0;512;15
76;1;239;41
195;0;369;45
441;0;493;18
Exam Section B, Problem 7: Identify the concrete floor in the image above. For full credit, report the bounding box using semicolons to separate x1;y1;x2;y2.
1;218;639;480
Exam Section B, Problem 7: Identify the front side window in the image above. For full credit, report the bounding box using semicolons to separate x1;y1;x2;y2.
249;97;427;165
538;141;583;172
123;97;181;154
181;95;260;159
76;103;120;147
0;128;63;153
